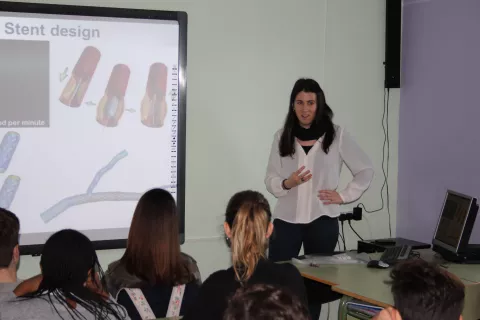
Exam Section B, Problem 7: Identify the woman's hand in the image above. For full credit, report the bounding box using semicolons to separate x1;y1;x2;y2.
318;190;343;205
284;166;312;189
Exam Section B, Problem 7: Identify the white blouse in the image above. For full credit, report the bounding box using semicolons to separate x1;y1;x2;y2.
264;125;374;224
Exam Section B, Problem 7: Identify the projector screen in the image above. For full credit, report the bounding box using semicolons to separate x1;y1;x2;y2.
0;2;187;254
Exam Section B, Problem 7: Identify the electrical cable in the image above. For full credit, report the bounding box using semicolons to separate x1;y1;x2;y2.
348;220;364;241
357;89;387;213
338;232;345;251
341;221;346;251
356;87;392;237
385;88;392;237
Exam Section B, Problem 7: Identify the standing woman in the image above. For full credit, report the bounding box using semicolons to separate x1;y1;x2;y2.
265;78;374;318
265;78;374;261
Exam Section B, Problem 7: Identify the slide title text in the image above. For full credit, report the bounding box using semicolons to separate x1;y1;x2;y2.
4;22;100;40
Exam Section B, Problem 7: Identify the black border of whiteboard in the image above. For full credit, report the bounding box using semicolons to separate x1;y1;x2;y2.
0;1;188;255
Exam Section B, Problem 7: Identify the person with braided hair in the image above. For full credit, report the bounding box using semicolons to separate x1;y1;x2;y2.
0;229;129;320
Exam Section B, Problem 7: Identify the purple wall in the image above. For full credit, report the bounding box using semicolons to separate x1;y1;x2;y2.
397;0;480;243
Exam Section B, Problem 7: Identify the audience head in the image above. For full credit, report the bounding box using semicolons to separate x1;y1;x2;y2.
31;229;126;319
0;208;20;279
375;259;465;320
280;78;335;156
40;229;101;290
122;188;192;285
224;190;273;282
223;283;310;320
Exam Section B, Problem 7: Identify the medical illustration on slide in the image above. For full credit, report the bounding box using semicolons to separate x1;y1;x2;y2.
39;149;173;223
0;175;21;210
0;131;20;173
141;63;168;128
59;46;101;108
96;64;131;127
59;67;69;82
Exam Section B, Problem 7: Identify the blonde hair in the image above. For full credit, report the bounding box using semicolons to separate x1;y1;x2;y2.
225;191;271;282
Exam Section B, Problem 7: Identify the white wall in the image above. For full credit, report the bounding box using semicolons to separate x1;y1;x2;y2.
324;0;400;250
9;0;399;318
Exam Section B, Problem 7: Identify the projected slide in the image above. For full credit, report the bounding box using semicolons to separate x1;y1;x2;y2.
0;8;183;248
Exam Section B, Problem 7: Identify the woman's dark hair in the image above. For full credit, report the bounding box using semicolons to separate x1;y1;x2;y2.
224;284;310;320
22;229;126;320
121;188;194;285
225;190;272;282
279;78;336;156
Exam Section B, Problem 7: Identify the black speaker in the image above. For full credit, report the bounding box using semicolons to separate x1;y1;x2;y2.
384;0;402;88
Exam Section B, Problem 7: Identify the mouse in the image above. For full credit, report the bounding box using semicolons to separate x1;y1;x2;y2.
367;260;390;269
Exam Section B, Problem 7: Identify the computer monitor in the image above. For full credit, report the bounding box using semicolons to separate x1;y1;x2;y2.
432;190;478;254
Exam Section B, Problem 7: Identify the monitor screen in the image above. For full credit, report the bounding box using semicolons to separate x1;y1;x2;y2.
433;190;473;252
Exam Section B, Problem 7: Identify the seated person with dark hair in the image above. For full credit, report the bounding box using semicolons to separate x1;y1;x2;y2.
224;283;310;320
1;229;129;320
373;259;465;320
106;189;201;319
0;208;20;301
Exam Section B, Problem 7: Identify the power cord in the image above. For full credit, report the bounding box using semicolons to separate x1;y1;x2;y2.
339;233;346;251
385;88;392;237
357;88;392;237
357;88;388;213
348;220;364;241
340;221;347;251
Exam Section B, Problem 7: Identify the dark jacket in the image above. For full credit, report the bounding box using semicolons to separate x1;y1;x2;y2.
105;253;202;319
182;258;307;320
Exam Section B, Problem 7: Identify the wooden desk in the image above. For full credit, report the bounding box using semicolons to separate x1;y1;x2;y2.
292;251;480;320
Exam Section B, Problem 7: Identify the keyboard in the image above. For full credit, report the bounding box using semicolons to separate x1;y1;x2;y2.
379;245;412;264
